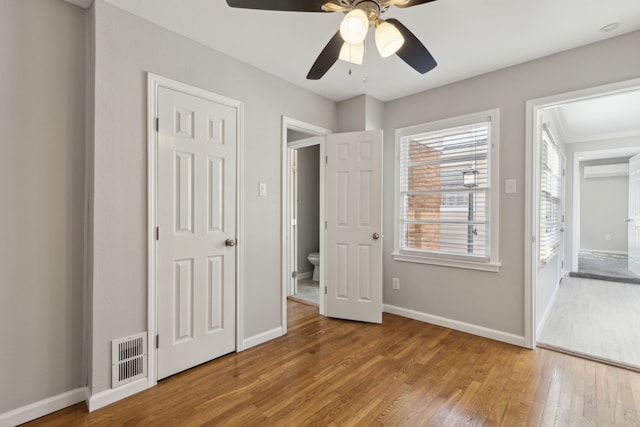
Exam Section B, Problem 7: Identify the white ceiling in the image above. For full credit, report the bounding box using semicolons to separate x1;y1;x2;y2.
96;0;640;102
549;90;640;144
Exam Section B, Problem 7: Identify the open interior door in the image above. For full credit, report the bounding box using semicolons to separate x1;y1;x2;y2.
628;153;640;275
325;130;383;323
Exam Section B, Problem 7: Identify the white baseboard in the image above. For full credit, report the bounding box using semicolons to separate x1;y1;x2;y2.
87;378;149;412
297;271;312;280
242;326;284;350
383;304;526;348
580;249;628;255
0;387;86;427
536;282;560;338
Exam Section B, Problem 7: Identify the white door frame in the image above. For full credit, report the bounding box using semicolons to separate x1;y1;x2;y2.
525;77;640;349
147;73;244;387
289;148;298;297
281;117;331;334
288;136;323;297
571;146;640;270
559;153;566;280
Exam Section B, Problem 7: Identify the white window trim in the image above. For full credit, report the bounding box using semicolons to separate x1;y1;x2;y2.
538;124;562;266
393;109;501;272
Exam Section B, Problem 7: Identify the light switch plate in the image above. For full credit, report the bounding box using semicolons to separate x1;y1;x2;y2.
505;178;517;194
259;182;267;197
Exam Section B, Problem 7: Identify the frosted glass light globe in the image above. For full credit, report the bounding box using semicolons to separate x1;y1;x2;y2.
375;21;404;58
340;9;369;44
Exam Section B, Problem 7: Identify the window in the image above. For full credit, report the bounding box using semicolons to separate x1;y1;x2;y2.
539;125;562;264
394;110;500;272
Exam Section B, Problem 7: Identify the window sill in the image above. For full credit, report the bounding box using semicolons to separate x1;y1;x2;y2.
392;252;501;272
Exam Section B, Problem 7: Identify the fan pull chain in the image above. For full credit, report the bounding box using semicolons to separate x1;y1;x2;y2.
362;40;368;84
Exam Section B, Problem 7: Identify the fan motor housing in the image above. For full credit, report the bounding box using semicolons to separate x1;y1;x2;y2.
353;0;384;19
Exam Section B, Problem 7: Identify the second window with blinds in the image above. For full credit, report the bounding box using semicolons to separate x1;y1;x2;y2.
393;109;501;272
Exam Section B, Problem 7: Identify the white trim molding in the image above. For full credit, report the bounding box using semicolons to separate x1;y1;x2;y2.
0;388;86;427
580;249;628;255
146;73;245;381
87;378;148;412
393;109;501;271
524;77;640;350
281;117;332;335
384;305;525;347
392;253;501;272
536;283;560;338
242;327;284;350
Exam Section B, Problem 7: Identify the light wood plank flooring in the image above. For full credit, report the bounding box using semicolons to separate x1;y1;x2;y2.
538;276;640;370
26;301;640;426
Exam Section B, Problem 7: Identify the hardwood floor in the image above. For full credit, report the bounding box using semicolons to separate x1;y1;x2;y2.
26;301;640;426
538;276;640;370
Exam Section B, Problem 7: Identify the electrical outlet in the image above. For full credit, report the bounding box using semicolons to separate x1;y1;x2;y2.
392;278;400;290
606;234;612;241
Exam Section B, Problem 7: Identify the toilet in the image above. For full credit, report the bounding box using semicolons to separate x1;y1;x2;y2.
307;252;320;281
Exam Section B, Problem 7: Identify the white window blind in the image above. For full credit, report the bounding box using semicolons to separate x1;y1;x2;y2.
539;126;562;264
398;119;492;261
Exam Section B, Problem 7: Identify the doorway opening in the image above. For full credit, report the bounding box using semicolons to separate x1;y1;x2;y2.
570;148;640;283
281;117;331;334
526;78;640;370
288;136;322;307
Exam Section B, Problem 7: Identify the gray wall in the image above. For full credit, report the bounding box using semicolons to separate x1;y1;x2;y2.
90;0;336;394
382;31;640;338
580;158;630;252
4;0;640;415
564;136;640;270
296;145;321;275
337;95;366;132
337;94;385;132
0;0;86;412
365;95;385;131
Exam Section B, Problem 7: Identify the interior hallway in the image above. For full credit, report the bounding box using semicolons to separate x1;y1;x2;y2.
538;276;640;370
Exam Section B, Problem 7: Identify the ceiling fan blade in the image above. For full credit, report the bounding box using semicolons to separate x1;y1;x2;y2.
393;0;437;8
307;31;343;80
226;0;329;12
386;19;437;74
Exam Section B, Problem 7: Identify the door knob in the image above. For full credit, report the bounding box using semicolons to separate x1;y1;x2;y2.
225;238;237;247
372;233;380;240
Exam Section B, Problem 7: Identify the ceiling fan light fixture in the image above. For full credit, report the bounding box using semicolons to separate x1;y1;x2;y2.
340;9;369;44
375;21;405;58
338;41;365;64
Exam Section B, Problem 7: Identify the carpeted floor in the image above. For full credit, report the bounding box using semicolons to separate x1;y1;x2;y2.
569;251;640;284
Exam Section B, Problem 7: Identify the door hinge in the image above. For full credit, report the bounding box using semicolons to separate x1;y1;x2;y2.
325;221;328;230
156;226;160;241
292;271;297;279
155;117;159;132
325;155;328;165
561;260;564;268
325;286;327;295
155;334;159;349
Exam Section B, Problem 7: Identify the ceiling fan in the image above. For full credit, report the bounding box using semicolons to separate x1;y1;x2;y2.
225;0;438;80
